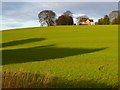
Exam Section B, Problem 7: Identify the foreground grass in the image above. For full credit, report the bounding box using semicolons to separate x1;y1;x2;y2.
1;25;118;88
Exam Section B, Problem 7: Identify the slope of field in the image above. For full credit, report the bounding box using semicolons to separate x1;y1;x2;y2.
1;25;118;88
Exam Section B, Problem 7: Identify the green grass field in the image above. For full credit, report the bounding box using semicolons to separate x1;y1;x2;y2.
1;25;118;88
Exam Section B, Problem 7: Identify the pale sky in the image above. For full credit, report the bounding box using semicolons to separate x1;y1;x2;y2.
1;2;118;30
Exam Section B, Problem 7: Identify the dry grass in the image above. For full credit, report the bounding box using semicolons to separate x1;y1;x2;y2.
2;71;53;88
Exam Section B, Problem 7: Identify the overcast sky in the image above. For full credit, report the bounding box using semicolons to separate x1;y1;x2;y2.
1;2;118;30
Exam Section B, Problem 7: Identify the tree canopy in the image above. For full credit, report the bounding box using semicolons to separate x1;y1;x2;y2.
97;15;110;25
56;15;73;25
56;10;73;25
38;10;56;26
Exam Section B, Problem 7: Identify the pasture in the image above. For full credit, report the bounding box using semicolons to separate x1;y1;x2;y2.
1;25;118;88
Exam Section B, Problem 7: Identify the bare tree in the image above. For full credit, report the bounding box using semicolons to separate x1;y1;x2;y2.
63;10;73;17
38;10;56;26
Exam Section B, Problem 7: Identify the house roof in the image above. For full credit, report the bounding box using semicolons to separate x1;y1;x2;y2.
89;19;93;22
80;18;93;22
80;18;88;22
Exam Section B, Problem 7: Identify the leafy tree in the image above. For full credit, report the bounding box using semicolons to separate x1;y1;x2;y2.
56;10;73;25
56;15;73;25
97;15;110;25
97;18;103;25
38;10;56;26
103;15;110;25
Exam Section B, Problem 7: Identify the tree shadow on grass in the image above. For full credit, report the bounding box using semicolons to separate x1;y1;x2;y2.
1;38;46;48
2;44;108;65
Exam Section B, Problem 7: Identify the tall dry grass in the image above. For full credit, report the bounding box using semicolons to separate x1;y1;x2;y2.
2;71;53;88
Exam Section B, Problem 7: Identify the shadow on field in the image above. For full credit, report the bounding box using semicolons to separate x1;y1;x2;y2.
2;43;108;65
2;71;118;88
1;38;46;48
51;77;117;88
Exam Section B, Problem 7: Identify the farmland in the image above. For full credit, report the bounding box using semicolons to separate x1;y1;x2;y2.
1;25;118;88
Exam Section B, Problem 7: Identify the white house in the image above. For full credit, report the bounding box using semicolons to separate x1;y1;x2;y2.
80;17;94;25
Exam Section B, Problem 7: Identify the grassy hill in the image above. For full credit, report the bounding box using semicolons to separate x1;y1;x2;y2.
1;25;118;88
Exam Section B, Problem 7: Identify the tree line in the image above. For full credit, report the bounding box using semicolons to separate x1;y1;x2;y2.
95;14;120;25
38;10;74;26
38;10;120;26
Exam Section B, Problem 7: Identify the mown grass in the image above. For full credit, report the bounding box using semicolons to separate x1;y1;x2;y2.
1;25;118;88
